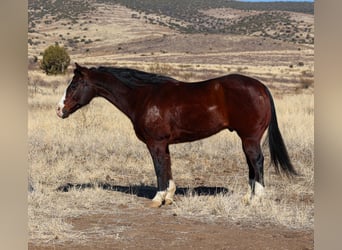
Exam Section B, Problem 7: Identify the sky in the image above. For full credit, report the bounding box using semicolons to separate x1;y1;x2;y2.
238;0;314;2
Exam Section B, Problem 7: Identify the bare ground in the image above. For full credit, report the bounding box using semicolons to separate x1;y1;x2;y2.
28;193;313;250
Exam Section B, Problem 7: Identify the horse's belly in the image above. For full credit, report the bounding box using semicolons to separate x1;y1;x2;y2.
169;105;228;143
139;102;228;143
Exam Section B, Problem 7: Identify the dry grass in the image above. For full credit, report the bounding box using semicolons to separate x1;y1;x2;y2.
28;1;314;245
28;68;313;244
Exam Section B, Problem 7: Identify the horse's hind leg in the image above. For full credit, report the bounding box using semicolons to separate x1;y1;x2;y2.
147;142;176;207
241;137;265;197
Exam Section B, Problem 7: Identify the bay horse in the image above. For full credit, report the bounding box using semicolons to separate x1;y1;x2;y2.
56;63;297;207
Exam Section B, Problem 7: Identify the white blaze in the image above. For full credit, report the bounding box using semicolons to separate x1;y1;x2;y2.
56;89;66;117
58;90;66;107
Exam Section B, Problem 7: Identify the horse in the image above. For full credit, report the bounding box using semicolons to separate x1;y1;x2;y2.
56;63;297;207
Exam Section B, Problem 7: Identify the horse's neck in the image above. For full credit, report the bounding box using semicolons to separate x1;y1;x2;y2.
93;77;136;120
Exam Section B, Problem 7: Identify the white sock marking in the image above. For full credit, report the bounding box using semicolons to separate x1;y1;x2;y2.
152;180;177;205
254;181;265;197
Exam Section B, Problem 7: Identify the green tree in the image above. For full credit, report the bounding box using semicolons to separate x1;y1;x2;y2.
41;44;70;75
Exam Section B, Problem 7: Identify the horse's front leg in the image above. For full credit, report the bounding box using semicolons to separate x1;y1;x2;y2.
147;142;176;207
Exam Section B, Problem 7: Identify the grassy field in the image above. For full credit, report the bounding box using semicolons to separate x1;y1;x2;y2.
28;68;313;244
28;1;314;246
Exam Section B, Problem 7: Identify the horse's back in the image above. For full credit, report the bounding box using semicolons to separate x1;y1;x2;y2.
219;74;265;90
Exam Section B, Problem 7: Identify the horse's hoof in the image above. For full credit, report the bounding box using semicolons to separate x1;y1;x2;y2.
242;193;251;205
164;198;173;205
148;201;162;208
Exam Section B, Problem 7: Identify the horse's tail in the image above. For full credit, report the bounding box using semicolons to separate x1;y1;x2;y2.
265;87;297;177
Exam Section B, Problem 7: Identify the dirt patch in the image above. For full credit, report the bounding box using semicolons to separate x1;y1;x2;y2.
29;195;313;250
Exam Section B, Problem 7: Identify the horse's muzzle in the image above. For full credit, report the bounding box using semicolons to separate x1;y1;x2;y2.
56;105;69;119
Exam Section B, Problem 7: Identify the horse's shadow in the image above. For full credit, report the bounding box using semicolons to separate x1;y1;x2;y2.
57;182;230;199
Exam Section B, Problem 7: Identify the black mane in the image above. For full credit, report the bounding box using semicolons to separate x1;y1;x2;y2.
95;66;178;87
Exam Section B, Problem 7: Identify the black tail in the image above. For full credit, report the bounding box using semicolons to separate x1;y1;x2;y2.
265;88;297;177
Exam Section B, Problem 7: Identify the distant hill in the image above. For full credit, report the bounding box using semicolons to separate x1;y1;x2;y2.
98;0;314;14
28;0;314;45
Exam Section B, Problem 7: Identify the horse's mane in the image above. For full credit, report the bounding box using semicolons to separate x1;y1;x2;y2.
94;66;178;88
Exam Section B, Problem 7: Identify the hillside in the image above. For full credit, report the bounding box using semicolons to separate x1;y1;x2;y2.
28;0;314;46
28;0;314;93
100;0;313;43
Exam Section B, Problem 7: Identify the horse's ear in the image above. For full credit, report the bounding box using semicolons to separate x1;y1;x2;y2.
74;63;88;76
75;63;83;70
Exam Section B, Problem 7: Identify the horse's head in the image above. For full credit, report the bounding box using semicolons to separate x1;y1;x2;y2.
56;63;96;118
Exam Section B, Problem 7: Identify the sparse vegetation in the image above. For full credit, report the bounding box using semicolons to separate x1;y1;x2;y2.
299;77;314;89
148;63;174;76
29;0;314;44
94;0;313;43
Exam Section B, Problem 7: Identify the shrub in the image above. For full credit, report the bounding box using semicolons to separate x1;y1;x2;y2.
40;44;70;75
300;77;314;89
